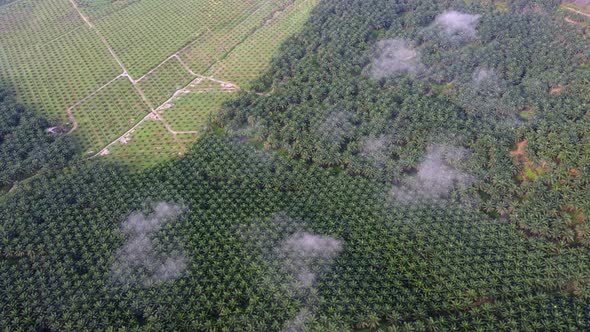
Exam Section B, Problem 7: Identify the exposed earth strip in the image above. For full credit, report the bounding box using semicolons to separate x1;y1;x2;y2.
563;5;590;19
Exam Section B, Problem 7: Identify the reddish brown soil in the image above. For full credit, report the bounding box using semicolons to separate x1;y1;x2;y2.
510;140;548;181
510;140;528;158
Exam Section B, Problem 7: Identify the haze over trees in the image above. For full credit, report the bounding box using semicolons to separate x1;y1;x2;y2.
223;0;589;244
1;0;590;331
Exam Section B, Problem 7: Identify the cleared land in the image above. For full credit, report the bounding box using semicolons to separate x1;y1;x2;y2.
0;0;121;121
71;78;149;154
98;0;317;166
0;0;317;167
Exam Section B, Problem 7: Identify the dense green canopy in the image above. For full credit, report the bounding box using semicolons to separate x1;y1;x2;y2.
0;87;77;190
1;0;589;330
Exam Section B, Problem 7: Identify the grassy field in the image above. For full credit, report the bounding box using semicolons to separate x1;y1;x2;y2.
0;0;121;121
71;78;149;154
0;0;317;168
207;0;320;88
136;58;195;107
103;118;184;168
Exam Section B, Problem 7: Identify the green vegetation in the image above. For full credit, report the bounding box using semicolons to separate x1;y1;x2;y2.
0;87;76;190
105;118;183;168
71;78;149;154
2;135;590;331
206;0;320;88
223;0;589;246
91;0;276;77
0;0;121;121
179;0;294;73
160;86;232;133
1;0;590;330
136;58;195;107
0;0;316;165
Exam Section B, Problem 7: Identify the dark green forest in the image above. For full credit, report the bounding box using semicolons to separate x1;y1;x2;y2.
2;0;590;331
0;86;76;192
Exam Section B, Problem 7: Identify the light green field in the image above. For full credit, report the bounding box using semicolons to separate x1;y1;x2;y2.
105;79;232;166
0;0;120;121
103;118;184;168
179;0;292;73
90;0;269;77
0;0;317;168
160;82;235;133
136;58;195;107
71;78;149;154
207;0;320;88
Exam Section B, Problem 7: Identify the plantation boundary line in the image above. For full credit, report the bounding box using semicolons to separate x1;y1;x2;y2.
565;16;583;25
563;5;590;19
68;0;129;75
68;0;94;28
169;1;277;75
65;0;274;110
134;82;155;109
204;0;301;79
68;0;149;127
133;54;178;84
130;0;302;89
39;25;85;48
203;75;241;89
67;0;206;129
176;55;197;76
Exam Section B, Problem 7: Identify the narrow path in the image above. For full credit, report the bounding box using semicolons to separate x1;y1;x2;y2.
91;76;207;157
133;53;180;84
563;5;590;19
176;55;198;76
201;75;241;90
68;0;129;76
66;0;203;137
68;0;94;28
91;112;154;158
565;16;584;25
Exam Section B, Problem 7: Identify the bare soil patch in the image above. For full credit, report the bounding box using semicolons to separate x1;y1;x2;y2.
510;140;528;158
550;85;563;94
510;140;547;181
